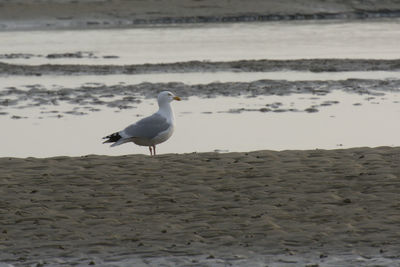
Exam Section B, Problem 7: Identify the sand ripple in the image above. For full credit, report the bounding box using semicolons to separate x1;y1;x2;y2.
1;147;399;265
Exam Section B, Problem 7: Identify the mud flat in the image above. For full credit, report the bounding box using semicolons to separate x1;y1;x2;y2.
0;147;399;266
2;59;400;76
1;0;400;30
1;58;400;118
1;76;399;119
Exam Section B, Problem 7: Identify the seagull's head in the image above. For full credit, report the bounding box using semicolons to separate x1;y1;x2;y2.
158;91;181;105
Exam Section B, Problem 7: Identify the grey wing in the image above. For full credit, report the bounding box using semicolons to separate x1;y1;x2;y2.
122;113;171;140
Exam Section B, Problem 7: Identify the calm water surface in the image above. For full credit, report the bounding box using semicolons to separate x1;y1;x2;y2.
0;19;400;65
1;91;399;157
0;20;399;157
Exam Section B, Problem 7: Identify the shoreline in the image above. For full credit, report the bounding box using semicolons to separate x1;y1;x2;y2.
1;2;400;265
2;12;400;32
1;0;400;31
2;77;400;118
1;147;400;266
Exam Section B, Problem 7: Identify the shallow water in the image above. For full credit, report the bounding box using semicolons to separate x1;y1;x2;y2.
1;18;400;267
1;90;399;157
1;71;400;89
1;19;400;65
1;19;399;157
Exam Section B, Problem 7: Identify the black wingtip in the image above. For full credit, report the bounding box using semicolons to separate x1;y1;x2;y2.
102;132;122;143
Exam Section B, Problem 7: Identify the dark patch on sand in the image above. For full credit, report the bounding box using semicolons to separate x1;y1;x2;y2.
1;59;400;76
0;52;118;61
1;79;399;118
46;51;96;59
223;100;341;114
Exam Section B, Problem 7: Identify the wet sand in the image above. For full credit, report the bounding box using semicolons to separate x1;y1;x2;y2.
2;58;400;119
1;1;400;266
2;59;400;76
1;147;399;266
1;0;400;30
1;77;399;119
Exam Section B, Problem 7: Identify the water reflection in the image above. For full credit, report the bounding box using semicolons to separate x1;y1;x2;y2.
2;91;399;157
1;71;400;90
1;19;400;65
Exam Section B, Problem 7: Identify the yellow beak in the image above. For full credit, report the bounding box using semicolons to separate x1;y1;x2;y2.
173;96;181;101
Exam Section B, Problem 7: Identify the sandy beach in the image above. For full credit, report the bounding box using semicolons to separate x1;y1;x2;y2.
1;0;400;266
1;147;399;266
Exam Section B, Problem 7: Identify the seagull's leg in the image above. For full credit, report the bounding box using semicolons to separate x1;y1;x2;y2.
153;145;156;156
149;146;153;156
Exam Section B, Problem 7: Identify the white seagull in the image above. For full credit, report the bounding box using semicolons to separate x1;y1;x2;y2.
103;91;181;156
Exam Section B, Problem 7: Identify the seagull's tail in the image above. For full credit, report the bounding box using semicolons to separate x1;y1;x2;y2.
102;132;122;145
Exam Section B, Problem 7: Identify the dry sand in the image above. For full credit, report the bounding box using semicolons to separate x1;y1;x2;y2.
1;0;400;30
1;147;399;266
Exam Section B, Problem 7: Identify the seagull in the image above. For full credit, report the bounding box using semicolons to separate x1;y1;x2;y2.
103;91;181;156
